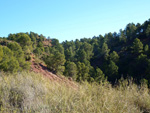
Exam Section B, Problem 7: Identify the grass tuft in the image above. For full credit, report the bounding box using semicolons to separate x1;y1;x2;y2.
0;72;150;112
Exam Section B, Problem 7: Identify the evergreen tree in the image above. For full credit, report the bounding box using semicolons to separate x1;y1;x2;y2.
81;42;93;60
136;54;148;78
132;38;143;54
17;34;32;48
44;51;66;75
95;68;106;83
23;46;31;60
7;58;19;73
144;44;149;54
7;42;30;70
76;49;87;62
109;51;119;63
30;32;36;48
76;62;89;81
146;24;150;37
119;29;127;43
125;23;137;41
64;61;77;80
64;47;74;61
33;47;43;57
7;42;24;60
0;46;19;72
8;34;16;40
105;61;118;81
101;43;110;59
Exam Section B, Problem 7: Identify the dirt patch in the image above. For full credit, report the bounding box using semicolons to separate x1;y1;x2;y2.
30;54;78;89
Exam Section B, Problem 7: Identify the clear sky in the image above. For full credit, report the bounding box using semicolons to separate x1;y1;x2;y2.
0;0;150;42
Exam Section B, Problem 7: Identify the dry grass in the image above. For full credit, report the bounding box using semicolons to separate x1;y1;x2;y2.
0;72;150;113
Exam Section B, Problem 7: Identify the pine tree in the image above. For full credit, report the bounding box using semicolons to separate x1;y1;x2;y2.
144;44;149;54
132;38;143;54
109;51;119;63
146;24;150;37
101;43;110;59
64;61;77;80
44;51;66;75
95;68;106;83
76;62;89;81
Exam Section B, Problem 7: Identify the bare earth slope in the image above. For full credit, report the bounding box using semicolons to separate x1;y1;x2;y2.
30;54;78;89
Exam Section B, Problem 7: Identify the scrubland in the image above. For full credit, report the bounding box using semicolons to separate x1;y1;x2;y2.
0;72;150;113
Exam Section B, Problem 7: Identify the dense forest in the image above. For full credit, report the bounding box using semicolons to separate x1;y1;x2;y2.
1;18;150;85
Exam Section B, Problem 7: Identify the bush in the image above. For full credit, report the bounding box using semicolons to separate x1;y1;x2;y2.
44;51;66;75
9;88;24;109
0;46;20;72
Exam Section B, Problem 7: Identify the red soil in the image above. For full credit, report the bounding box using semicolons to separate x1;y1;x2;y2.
30;54;78;89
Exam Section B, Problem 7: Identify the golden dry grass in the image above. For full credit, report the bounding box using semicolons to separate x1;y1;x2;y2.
0;72;149;113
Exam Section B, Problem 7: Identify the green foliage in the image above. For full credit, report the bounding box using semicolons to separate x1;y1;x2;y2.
23;46;31;60
7;58;19;73
51;39;64;54
144;44;149;54
105;61;118;80
109;51;119;63
135;54;149;78
76;49;87;62
8;34;16;40
95;68;106;82
1;18;150;84
37;42;44;48
125;23;137;40
7;42;24;61
76;62;89;81
81;42;93;60
33;47;43;57
65;48;72;60
132;38;143;54
30;32;36;48
119;29;127;43
51;38;59;46
65;47;75;62
44;47;50;54
146;24;150;37
0;46;19;72
140;78;148;86
17;34;32;48
20;61;31;70
44;51;66;75
8;42;30;70
0;43;30;72
64;61;77;80
101;42;110;59
0;45;3;61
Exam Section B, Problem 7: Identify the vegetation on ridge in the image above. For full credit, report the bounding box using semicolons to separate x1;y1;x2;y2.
0;17;150;112
0;19;150;85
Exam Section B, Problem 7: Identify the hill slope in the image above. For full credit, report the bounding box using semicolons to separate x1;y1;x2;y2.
0;19;150;85
30;53;78;89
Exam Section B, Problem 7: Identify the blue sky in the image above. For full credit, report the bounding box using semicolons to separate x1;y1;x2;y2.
0;0;150;42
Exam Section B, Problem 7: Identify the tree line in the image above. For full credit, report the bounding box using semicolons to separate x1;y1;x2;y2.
1;19;150;85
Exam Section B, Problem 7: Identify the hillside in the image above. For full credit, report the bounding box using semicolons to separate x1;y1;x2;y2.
0;17;150;113
0;19;150;85
30;53;78;89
